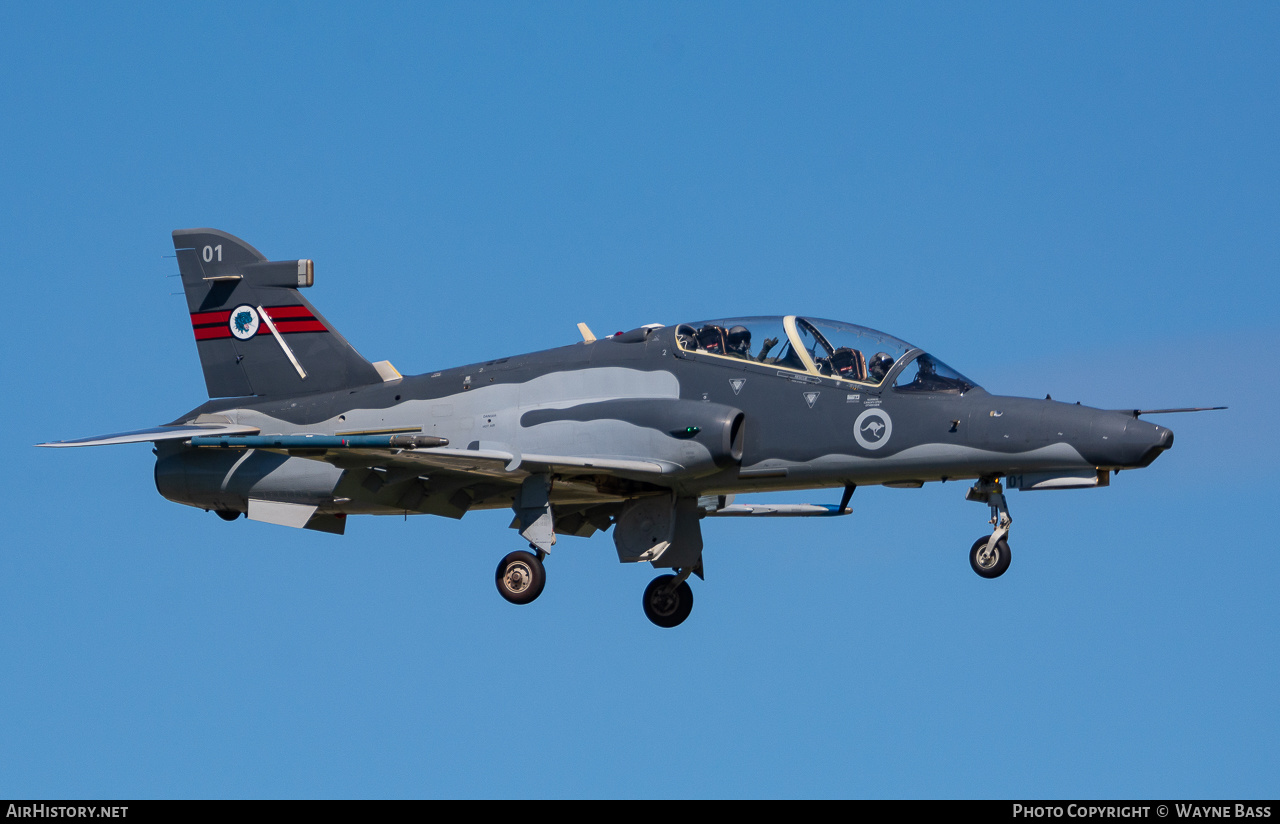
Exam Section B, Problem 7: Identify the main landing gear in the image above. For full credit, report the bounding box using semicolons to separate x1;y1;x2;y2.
642;570;695;628
965;478;1012;579
493;548;700;628
495;474;555;605
495;480;703;626
495;548;546;604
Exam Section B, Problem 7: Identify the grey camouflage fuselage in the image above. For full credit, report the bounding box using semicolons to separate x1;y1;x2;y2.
157;302;1172;520
43;228;1177;625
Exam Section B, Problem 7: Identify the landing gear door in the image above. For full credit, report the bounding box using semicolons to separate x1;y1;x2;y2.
614;494;704;569
614;493;676;563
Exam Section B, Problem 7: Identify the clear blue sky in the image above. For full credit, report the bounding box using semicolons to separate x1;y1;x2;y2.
2;2;1276;798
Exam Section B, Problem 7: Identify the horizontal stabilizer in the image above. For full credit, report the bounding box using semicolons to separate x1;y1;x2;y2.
37;422;261;448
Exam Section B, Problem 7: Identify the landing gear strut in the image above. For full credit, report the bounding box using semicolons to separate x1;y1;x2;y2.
965;478;1012;579
642;569;695;628
495;549;546;604
496;474;555;605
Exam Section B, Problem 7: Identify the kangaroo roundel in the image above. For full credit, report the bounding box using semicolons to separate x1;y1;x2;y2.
229;305;260;340
854;408;892;450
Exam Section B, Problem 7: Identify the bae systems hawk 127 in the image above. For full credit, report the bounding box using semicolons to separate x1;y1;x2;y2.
40;229;1221;627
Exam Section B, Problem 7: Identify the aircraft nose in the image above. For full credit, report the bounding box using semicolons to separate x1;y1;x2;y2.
1077;411;1174;469
1143;426;1174;464
1129;421;1173;468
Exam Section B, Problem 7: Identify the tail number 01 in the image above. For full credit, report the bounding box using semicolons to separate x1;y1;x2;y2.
202;245;222;263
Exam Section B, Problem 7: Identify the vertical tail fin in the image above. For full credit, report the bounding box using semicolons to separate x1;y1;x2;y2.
173;228;382;398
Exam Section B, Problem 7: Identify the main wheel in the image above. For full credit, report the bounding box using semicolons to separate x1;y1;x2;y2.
969;536;1012;579
495;550;546;604
642;575;694;628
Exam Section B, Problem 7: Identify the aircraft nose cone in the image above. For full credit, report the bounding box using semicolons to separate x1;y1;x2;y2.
1134;424;1174;468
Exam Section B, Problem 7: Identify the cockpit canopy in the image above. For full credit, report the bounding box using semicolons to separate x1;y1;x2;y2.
674;315;976;392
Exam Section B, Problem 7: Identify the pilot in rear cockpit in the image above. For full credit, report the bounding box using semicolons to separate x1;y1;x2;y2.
867;352;894;383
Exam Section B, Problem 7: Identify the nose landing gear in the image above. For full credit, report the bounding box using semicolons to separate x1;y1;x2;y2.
965;478;1012;579
969;535;1011;578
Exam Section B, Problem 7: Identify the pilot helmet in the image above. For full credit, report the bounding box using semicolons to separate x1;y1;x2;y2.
726;325;751;356
868;352;894;381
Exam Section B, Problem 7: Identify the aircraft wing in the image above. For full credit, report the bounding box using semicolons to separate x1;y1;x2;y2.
37;422;262;448
185;435;672;482
352;446;672;481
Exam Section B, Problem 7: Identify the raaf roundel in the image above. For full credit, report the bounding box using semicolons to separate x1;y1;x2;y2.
39;229;1219;626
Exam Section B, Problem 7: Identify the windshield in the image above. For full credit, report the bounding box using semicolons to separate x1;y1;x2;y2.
892;353;975;394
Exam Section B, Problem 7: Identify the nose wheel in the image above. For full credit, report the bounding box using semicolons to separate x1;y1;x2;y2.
969;535;1011;578
643;572;694;628
965;478;1013;579
495;550;546;604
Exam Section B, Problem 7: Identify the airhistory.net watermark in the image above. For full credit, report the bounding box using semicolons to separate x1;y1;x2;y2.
5;806;128;819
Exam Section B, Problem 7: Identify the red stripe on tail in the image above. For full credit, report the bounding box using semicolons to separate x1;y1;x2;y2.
263;305;315;320
190;310;232;325
272;320;327;333
194;327;232;341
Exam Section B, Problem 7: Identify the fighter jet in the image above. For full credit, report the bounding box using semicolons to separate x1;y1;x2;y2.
39;228;1207;627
